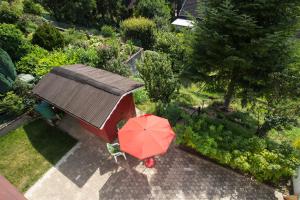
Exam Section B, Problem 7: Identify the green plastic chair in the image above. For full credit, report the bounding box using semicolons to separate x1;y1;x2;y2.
106;143;126;163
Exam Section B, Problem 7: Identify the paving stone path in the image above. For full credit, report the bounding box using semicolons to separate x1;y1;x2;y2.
25;115;281;200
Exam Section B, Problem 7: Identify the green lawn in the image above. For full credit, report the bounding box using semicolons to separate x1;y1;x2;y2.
0;119;77;192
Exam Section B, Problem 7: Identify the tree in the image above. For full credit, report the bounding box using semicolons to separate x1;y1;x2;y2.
0;49;17;94
254;69;300;137
135;0;171;27
135;0;171;19
32;23;65;51
137;50;178;103
96;0;129;24
187;0;300;110
40;0;97;26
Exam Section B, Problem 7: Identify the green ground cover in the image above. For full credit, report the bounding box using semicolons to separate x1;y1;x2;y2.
0;119;77;192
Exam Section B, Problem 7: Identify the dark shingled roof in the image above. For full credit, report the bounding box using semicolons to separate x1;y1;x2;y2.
33;64;143;128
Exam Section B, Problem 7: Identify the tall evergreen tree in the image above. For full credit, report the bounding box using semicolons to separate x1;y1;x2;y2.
0;48;16;94
186;0;300;110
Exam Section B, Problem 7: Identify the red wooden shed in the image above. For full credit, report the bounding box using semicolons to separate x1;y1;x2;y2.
33;64;143;142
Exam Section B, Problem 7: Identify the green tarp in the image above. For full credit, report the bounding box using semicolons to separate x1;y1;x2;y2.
34;101;56;120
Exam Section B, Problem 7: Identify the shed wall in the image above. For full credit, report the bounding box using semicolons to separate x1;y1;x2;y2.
79;94;136;142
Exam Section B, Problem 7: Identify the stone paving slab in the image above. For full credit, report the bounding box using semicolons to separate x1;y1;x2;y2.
25;115;281;200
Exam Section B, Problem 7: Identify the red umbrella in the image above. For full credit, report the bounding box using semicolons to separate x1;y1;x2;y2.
118;114;175;160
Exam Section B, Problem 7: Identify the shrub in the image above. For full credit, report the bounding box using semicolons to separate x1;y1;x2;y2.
100;25;116;37
23;0;44;15
121;17;155;49
34;50;77;76
133;88;149;105
136;50;178;103
0;92;25;117
154;31;189;74
32;23;65;50
101;58;131;77
16;46;77;77
96;45;118;67
0;24;28;61
64;47;98;67
16;45;49;74
0;2;21;24
63;29;88;46
175;114;300;184
0;49;17;94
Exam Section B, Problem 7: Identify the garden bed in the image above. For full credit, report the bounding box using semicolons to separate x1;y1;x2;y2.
0;119;77;192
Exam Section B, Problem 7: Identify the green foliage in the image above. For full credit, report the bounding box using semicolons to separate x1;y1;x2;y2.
34;50;77;76
16;45;49;74
133;88;149;105
100;25;116;37
0;23;28;61
0;1;21;24
96;0;130;25
137;50;178;103
154;31;189;74
175;114;300;184
0;92;25;117
121;17;155;49
41;0;97;26
64;47;99;67
135;0;171;28
32;23;65;51
156;103;185;126
188;0;300;110
62;29;89;46
23;0;44;15
16;46;77;77
101;58;131;77
0;48;16;94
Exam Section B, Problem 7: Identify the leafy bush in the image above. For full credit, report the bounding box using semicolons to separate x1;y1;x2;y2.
34;50;77;76
23;0;44;15
63;29;88;46
156;103;185;126
0;2;21;24
133;88;149;105
154;31;189;74
64;47;98;67
102;58;131;77
0;49;17;94
16;45;49;74
100;25;116;37
137;50;178;103
0;24;28;61
32;23;65;50
16;46;77;77
96;45;118;66
134;0;171;28
175;114;300;184
121;17;155;49
0;92;25;117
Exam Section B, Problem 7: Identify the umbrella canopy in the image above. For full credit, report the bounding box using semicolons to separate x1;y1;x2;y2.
118;114;175;160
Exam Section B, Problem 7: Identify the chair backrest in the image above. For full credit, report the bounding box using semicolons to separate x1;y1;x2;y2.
106;143;118;154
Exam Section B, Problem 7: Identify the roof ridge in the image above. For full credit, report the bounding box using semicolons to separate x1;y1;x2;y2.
51;67;125;96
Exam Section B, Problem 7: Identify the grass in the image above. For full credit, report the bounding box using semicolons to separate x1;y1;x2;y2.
0;119;77;192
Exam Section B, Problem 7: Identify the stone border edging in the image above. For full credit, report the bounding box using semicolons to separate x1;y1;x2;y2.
0;113;36;136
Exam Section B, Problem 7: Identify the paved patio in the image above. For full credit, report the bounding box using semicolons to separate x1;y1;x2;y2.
25;115;281;200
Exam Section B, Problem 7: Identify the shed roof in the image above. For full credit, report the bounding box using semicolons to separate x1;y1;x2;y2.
33;64;143;128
